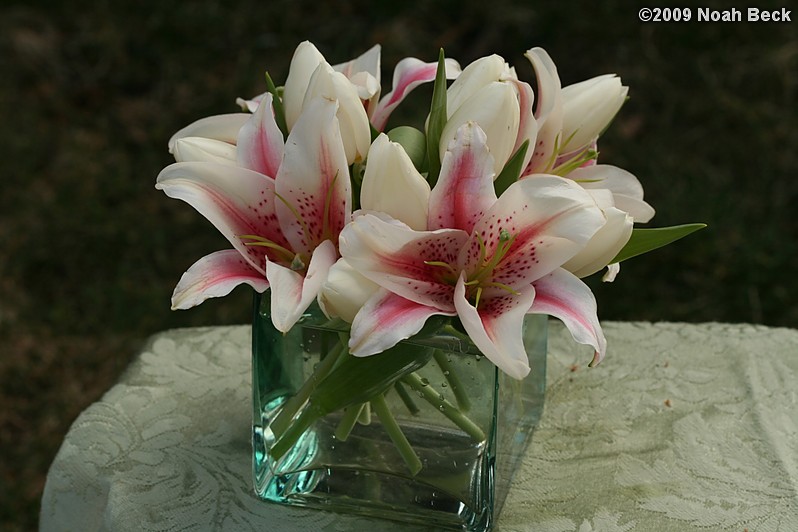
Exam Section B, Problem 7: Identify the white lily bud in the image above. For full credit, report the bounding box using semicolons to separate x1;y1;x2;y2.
440;82;520;175
304;64;372;164
561;74;628;153
282;41;327;130
172;137;238;165
361;134;430;230
445;54;509;116
318;259;379;323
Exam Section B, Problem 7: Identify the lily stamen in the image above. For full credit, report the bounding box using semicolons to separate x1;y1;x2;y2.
240;235;295;262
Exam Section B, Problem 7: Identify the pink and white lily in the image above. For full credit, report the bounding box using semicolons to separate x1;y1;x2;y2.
339;122;608;378
156;96;350;332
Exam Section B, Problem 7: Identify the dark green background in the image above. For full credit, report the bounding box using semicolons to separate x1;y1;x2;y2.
1;1;795;528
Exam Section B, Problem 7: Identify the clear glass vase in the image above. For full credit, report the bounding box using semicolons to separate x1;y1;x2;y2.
252;291;547;531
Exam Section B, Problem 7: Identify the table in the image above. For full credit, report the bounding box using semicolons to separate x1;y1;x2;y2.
40;322;798;531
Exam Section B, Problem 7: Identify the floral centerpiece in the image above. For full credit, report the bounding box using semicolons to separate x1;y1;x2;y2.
156;41;703;530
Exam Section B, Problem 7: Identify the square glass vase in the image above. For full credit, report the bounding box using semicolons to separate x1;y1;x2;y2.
252;291;547;531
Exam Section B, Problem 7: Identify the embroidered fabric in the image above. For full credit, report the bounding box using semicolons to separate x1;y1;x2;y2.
41;322;798;531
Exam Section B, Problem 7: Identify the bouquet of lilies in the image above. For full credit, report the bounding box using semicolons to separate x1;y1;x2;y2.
156;41;702;471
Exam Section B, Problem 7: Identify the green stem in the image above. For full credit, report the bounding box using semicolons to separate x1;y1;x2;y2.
433;350;471;412
402;373;485;442
394;380;420;415
270;406;316;460
371;394;422;476
357;402;371;425
335;403;365;441
270;339;348;437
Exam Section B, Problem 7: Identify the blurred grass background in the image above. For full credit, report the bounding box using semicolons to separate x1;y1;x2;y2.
1;0;795;528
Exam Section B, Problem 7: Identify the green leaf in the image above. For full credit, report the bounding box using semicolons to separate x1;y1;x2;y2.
310;342;434;415
612;224;707;263
493;140;529;196
264;71;288;138
388;126;427;171
426;49;448;188
270;341;434;460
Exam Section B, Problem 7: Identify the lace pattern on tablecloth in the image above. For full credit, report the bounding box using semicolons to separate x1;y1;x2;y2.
40;323;798;531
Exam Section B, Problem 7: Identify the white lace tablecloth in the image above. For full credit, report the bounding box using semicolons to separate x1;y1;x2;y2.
41;322;798;531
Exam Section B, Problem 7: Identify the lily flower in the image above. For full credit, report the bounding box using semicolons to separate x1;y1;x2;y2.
283;41;371;164
439;54;538;175
339;122;607;378
156;96;350;332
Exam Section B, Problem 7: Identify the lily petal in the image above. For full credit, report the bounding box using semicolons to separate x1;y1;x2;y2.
172;137;238;165
445;54;507;116
572;165;655;222
524;48;563;175
156;162;291;274
506;79;539;172
361;134;430;231
453;274;538;379
275;97;351;254
266;239;337;332
529;267;607;366
333;44;382;111
339;213;466;311
460;175;605;288
318;258;380;323
440;82;520;175
171;249;268;310
304;63;372;164
167;114;250;155
428;122;496;233
236;91;267;113
563;205;633;278
561;74;628;153
282;41;326;130
371;56;461;131
349;289;452;357
236;92;285;178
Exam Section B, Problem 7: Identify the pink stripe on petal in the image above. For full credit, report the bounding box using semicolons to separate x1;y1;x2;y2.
237;93;285;178
266;240;337;333
276;98;351;254
171;249;268;310
461;175;604;287
453;275;537;379
340;214;466;311
372;57;460;131
529;268;606;366
156;162;292;274
429;122;496;233
349;289;453;356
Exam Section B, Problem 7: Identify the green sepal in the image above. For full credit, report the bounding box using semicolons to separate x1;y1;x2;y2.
388;126;427;172
264;71;289;138
426;49;448;188
493;140;529;196
612;224;707;263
